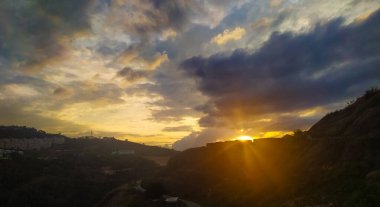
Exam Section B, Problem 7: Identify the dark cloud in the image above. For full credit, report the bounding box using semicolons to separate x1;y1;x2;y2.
125;63;205;122
148;68;205;122
162;125;193;132
150;108;197;122
0;70;54;90
181;9;380;128
155;24;214;60
0;67;125;110
53;87;72;97
106;0;192;39
148;0;189;29
39;81;125;110
117;67;151;82
102;0;247;42
61;82;125;107
351;0;375;5
0;0;92;71
96;39;128;57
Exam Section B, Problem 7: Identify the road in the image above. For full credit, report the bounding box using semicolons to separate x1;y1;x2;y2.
135;180;202;207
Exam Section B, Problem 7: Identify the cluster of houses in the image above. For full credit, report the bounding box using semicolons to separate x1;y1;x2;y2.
0;137;65;150
0;149;24;159
0;137;65;159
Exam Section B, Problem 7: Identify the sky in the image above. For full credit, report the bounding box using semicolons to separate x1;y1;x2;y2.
0;0;380;150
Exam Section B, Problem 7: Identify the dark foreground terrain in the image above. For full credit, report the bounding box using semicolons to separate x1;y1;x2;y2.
0;131;176;207
150;89;380;207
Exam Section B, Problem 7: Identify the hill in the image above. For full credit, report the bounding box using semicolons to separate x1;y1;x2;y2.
309;88;380;138
0;127;177;207
56;137;176;158
151;90;380;207
0;126;66;139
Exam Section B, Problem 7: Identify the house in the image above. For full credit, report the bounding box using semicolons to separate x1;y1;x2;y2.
0;149;24;159
163;195;179;206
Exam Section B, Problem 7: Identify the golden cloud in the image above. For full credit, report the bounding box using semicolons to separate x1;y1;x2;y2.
117;51;169;70
211;27;246;45
354;9;377;23
148;53;169;70
269;0;283;7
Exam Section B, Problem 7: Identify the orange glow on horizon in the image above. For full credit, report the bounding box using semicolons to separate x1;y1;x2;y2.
234;135;254;142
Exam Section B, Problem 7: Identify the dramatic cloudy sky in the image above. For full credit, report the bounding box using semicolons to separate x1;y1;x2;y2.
1;0;379;149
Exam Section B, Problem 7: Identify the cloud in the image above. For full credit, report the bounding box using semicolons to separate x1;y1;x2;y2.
116;67;151;83
0;71;55;101
43;81;126;110
211;27;246;45
163;125;193;132
65;82;125;108
0;100;88;136
103;0;192;39
351;0;374;6
148;71;205;122
160;28;177;41
0;0;93;72
181;9;380;130
148;53;170;70
253;18;274;29
354;9;378;23
155;24;215;60
125;62;206;122
115;49;169;71
2;84;40;98
172;128;237;151
53;87;73;98
269;0;283;7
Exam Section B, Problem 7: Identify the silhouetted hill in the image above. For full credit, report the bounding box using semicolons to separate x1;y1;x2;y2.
56;137;177;157
0;127;177;207
0;125;176;157
309;88;380;138
0;126;67;139
152;90;380;207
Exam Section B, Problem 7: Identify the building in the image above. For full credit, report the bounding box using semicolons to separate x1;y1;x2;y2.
163;195;179;206
0;137;65;150
0;149;24;159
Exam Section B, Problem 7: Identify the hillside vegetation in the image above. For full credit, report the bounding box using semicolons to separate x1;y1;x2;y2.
0;132;176;207
309;88;380;138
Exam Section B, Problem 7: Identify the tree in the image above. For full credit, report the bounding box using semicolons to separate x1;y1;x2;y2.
293;129;306;138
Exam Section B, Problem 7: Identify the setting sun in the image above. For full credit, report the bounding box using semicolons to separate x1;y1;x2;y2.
234;135;254;142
